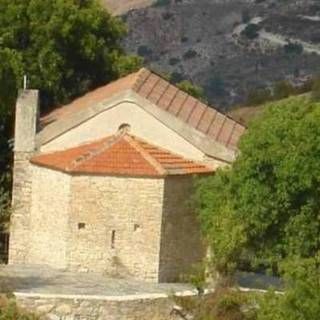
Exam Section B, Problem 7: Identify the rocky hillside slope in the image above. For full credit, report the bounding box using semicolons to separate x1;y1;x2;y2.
118;0;320;110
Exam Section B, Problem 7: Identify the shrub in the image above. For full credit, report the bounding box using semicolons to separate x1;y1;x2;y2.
0;297;39;320
153;0;171;7
170;71;185;83
162;12;174;20
273;80;295;100
173;286;257;320
137;45;153;57
168;57;180;66
311;76;320;101
246;88;272;106
176;80;206;101
241;24;260;39
284;42;304;55
181;36;189;43
183;50;198;60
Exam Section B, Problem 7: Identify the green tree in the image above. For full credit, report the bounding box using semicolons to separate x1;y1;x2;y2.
0;49;22;226
284;42;304;55
0;0;141;111
0;49;23;118
176;80;206;101
195;97;320;275
241;23;260;40
257;254;320;320
0;0;142;227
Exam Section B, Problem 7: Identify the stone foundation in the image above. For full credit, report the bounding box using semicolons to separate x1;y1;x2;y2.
15;291;207;320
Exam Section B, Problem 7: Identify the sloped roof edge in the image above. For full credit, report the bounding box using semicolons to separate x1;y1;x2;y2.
32;133;214;177
38;90;236;163
38;68;245;163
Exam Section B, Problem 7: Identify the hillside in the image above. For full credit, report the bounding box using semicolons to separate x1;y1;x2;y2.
119;0;320;110
229;94;311;126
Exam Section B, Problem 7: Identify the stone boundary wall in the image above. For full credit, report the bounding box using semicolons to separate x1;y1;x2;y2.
15;290;214;320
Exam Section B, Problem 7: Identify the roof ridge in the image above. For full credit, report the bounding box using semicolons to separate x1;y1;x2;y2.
134;68;246;129
124;135;167;176
131;68;151;92
67;132;126;171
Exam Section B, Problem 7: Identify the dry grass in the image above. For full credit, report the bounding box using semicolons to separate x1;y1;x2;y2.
173;286;257;320
102;0;155;15
228;105;266;127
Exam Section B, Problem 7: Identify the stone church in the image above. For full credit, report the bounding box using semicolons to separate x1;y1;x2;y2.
9;68;245;282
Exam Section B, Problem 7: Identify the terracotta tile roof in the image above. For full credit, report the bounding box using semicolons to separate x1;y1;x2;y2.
31;133;214;177
41;68;246;150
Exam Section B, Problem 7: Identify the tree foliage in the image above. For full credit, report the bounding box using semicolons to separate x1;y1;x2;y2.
177;80;206;101
0;0;142;227
257;254;320;320
195;97;320;274
241;23;260;40
0;0;141;113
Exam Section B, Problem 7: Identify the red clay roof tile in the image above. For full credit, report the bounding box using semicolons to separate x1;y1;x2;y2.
41;68;245;151
31;134;214;177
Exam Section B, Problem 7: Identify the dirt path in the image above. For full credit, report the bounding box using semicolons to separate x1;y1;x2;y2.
233;17;320;56
260;30;320;55
102;0;154;15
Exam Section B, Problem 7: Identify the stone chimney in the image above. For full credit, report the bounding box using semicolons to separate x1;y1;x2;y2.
14;90;39;153
9;89;39;265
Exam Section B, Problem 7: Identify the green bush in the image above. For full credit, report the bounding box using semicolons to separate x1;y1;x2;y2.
257;255;320;320
0;297;39;320
241;24;260;39
173;287;257;320
183;50;198;60
176;80;206;101
195;97;320;274
168;57;180;66
137;45;153;57
153;0;171;7
284;42;304;55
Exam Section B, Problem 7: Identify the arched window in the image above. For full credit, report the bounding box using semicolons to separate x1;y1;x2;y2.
118;123;131;133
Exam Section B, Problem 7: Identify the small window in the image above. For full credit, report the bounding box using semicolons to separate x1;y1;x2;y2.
111;230;116;249
78;223;86;230
118;123;131;133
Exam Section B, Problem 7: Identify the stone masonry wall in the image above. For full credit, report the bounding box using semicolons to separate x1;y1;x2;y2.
68;175;164;281
27;166;71;268
158;176;206;282
16;293;199;320
9;89;39;265
9;153;34;264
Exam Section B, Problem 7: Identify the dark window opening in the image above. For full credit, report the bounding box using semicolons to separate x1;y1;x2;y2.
111;230;116;249
78;223;86;230
0;232;9;264
118;123;131;133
